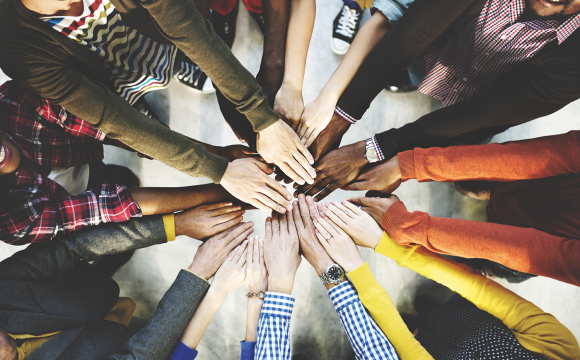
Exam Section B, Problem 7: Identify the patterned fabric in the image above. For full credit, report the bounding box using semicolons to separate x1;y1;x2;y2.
0;81;141;245
328;282;399;360
255;292;295;360
415;296;544;359
335;106;358;124
419;0;580;106
41;0;177;105
368;136;385;162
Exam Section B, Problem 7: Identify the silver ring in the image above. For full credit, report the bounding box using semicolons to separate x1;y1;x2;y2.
358;205;362;209
325;234;332;241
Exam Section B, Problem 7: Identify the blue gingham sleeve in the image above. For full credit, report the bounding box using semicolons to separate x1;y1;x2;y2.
329;282;399;360
254;292;295;360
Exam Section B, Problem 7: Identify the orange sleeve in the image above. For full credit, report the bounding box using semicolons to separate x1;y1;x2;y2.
381;201;580;287
397;131;580;182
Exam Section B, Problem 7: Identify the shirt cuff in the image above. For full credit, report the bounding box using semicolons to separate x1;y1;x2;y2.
240;341;257;360
328;281;359;311
169;341;198;360
162;213;176;241
397;150;416;181
261;292;295;319
381;201;410;237
335;106;359;124
370;136;386;162
183;268;209;283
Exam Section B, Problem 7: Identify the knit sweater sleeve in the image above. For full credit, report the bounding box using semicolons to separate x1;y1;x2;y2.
397;131;580;182
373;232;580;360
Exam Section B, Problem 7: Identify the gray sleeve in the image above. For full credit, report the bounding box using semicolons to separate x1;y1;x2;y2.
106;270;210;360
0;215;167;283
371;0;416;25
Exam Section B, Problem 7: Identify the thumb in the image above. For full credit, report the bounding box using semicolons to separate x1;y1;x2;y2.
366;191;392;198
344;197;374;208
342;180;367;191
253;159;274;175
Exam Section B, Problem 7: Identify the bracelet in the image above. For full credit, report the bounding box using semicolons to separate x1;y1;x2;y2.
245;291;266;299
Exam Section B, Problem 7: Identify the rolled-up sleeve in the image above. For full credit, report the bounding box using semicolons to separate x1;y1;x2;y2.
372;0;416;25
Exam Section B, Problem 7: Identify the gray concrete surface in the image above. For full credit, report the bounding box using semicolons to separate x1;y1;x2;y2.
1;1;579;359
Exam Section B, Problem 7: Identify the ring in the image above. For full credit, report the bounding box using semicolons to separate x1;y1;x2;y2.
358;205;362;209
325;234;332;241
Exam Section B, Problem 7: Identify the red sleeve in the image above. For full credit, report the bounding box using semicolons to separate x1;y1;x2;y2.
397;131;580;182
381;201;580;287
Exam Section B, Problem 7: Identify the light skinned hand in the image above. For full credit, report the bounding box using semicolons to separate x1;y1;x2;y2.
188;222;254;280
321;201;384;249
343;155;402;193
256;119;316;186
313;213;364;273
211;240;248;296
175;202;245;240
274;83;305;132
263;211;302;294
297;95;336;148
220;158;292;214
244;236;268;294
293;194;334;276
346;192;401;225
219;144;260;162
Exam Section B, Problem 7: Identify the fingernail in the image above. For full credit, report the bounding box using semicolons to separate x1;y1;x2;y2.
280;208;286;213
307;179;314;185
293;200;298;206
299;193;305;199
299;180;305;185
286;195;292;201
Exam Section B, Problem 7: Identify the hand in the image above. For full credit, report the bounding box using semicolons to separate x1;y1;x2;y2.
293;194;334;276
220;158;292;214
188;222;254;280
312;212;364;273
263;212;302;294
319;201;383;249
274;83;304;131
346;192;401;225
296;140;368;201
297;95;336;148
307;112;351;163
343;156;401;193
211;240;248;296
175;202;245;240
256;120;316;186
219;144;259;162
244;236;268;294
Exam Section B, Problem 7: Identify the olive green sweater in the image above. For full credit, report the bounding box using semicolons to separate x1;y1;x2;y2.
0;0;279;183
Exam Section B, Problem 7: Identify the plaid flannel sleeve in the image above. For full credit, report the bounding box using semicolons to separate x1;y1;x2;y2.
329;282;399;360
255;292;295;360
2;183;142;245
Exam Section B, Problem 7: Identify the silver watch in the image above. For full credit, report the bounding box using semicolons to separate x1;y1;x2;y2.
319;264;345;285
364;137;380;163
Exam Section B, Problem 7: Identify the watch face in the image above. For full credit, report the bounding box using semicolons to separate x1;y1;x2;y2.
327;265;343;282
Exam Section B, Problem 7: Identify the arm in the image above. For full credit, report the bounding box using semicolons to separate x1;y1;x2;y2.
382;200;580;287
273;0;315;128
371;232;580;360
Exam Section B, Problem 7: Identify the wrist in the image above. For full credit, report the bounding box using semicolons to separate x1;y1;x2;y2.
354;140;369;166
314;257;335;277
280;79;302;93
187;263;213;281
318;88;340;104
268;276;295;294
207;284;229;300
341;258;365;273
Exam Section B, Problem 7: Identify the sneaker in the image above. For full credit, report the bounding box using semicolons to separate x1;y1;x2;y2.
212;2;239;48
248;10;265;35
173;55;215;94
331;4;362;55
385;70;418;93
133;96;162;121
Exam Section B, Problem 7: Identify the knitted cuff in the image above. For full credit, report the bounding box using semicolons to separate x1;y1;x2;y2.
381;201;411;241
397;150;416;181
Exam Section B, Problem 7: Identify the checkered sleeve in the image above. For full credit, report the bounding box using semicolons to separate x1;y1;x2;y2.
255;292;295;360
335;106;359;124
329;282;399;360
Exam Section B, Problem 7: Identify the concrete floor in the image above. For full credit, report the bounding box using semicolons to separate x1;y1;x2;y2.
1;1;579;359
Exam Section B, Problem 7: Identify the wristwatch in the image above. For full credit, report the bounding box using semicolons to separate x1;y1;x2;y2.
319;264;345;285
364;137;380;163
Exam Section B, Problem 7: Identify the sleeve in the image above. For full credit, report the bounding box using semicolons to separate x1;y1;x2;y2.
240;341;256;360
397;131;580;183
139;0;279;133
381;201;580;287
2;183;142;245
347;263;434;360
254;292;295;360
169;341;198;360
371;0;416;25
373;232;580;360
328;281;400;360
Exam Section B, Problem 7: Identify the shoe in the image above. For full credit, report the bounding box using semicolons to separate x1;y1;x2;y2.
212;2;239;48
331;4;362;55
93;251;135;278
454;181;493;201
385;70;418;93
248;10;265;35
173;55;215;94
133;96;162;121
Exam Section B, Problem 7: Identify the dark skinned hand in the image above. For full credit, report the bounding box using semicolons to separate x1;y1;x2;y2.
345;192;401;224
219;144;260;162
295;140;368;201
342;155;402;193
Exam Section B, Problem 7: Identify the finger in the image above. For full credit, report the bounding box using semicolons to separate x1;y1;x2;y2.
299;175;333;198
203;201;235;211
341;200;365;216
286;203;297;236
303;127;319;148
366;190;392;199
292;200;304;229
315;228;331;248
287;156;314;185
342;180;372;191
295;138;315;165
271;212;281;237
259;185;290;214
253;236;260;265
212;215;244;233
278;211;288;234
304;195;319;218
316;202;327;217
225;227;254;254
292;149;317;180
265;217;273;242
249;197;274;213
236;242;248;264
313;183;340;202
247;237;254;265
211;209;245;225
315;214;341;238
264;174;293;202
232;240;247;262
323;203;348;228
253;159;275;175
331;201;357;219
278;162;305;186
209;204;243;217
297;121;307;140
255;193;287;215
313;217;331;240
258;236;264;266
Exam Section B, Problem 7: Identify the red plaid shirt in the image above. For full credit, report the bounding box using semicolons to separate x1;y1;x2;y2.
419;0;580;106
0;81;142;245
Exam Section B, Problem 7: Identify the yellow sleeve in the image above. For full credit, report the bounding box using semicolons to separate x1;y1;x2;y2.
375;232;580;360
184;268;209;283
348;262;434;360
162;213;176;241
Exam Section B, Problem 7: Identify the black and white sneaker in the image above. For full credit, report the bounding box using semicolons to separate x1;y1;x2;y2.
173;55;215;94
331;4;362;55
